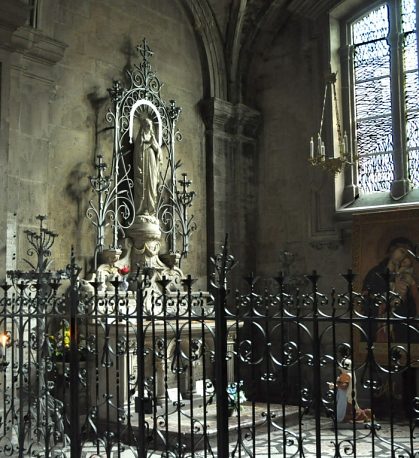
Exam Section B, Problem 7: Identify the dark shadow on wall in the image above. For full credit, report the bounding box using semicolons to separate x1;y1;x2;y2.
65;162;92;271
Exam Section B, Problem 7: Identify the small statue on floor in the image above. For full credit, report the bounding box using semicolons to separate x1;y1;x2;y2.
327;358;372;423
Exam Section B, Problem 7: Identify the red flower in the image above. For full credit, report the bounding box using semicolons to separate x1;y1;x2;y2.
118;265;130;276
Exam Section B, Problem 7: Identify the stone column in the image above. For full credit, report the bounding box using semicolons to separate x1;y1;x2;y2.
200;98;260;286
0;0;28;279
0;1;66;278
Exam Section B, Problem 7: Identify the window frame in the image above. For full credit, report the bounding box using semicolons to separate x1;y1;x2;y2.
334;0;415;213
22;0;40;28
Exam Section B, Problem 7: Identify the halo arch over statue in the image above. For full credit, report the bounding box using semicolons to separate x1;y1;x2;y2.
129;99;163;147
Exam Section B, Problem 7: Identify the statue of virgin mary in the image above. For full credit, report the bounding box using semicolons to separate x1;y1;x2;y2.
133;117;162;218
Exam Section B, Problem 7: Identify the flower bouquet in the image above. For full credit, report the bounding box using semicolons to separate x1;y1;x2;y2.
48;321;88;361
48;322;70;359
227;381;246;416
118;265;130;291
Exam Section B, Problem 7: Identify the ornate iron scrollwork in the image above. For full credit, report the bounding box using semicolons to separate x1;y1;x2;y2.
87;38;196;265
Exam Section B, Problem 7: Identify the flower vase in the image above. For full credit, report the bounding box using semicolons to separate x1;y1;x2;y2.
117;265;131;291
122;277;129;291
117;276;129;291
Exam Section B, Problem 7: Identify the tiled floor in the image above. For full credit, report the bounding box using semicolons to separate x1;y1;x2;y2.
79;415;419;457
233;416;418;457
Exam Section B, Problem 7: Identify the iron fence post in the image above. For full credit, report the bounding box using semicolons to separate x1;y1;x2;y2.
215;278;228;457
136;271;147;458
212;236;236;458
17;283;26;458
68;254;81;458
307;270;321;457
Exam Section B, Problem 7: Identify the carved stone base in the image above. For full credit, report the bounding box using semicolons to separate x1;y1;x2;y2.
128;216;184;299
80;216;185;306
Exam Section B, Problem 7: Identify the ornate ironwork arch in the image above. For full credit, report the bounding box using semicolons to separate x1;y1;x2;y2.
87;38;196;265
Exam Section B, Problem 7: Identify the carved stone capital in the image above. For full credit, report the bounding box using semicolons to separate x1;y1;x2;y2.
12;26;67;65
234;103;261;138
200;97;261;139
200;97;234;132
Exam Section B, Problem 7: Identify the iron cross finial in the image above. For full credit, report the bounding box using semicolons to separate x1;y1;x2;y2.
137;38;153;62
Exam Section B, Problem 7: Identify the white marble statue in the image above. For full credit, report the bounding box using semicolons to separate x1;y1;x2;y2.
133;117;162;217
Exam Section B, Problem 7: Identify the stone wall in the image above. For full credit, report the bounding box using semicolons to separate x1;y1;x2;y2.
1;0;208;286
1;0;355;291
249;16;352;290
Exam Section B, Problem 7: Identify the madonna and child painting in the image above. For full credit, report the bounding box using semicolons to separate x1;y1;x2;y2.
353;209;419;356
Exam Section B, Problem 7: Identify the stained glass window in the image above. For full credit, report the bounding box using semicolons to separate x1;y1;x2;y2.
349;0;419;194
403;0;419;186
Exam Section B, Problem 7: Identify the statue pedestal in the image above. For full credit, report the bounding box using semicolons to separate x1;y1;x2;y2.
128;216;184;293
79;217;185;299
129;217;162;268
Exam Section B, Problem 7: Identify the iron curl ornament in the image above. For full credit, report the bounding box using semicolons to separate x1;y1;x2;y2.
210;234;238;291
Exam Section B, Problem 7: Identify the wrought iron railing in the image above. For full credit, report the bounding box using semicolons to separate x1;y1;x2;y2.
1;251;419;457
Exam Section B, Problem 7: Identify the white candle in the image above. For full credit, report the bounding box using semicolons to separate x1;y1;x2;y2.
321;141;326;160
0;334;7;358
317;134;322;157
310;137;314;159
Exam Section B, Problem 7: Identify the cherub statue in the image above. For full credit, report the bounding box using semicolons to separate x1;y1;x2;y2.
79;239;133;293
95;248;122;291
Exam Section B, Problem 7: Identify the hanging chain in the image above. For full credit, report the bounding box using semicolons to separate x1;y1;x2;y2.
331;73;344;155
319;83;328;137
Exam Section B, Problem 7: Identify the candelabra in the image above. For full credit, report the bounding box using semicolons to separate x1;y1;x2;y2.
23;215;58;273
6;215;63;290
5;216;66;449
308;73;355;175
86;79;135;266
176;173;197;261
86;154;112;270
278;249;307;293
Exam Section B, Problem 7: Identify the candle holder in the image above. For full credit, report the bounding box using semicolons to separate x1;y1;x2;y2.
308;73;357;175
175;173;197;262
